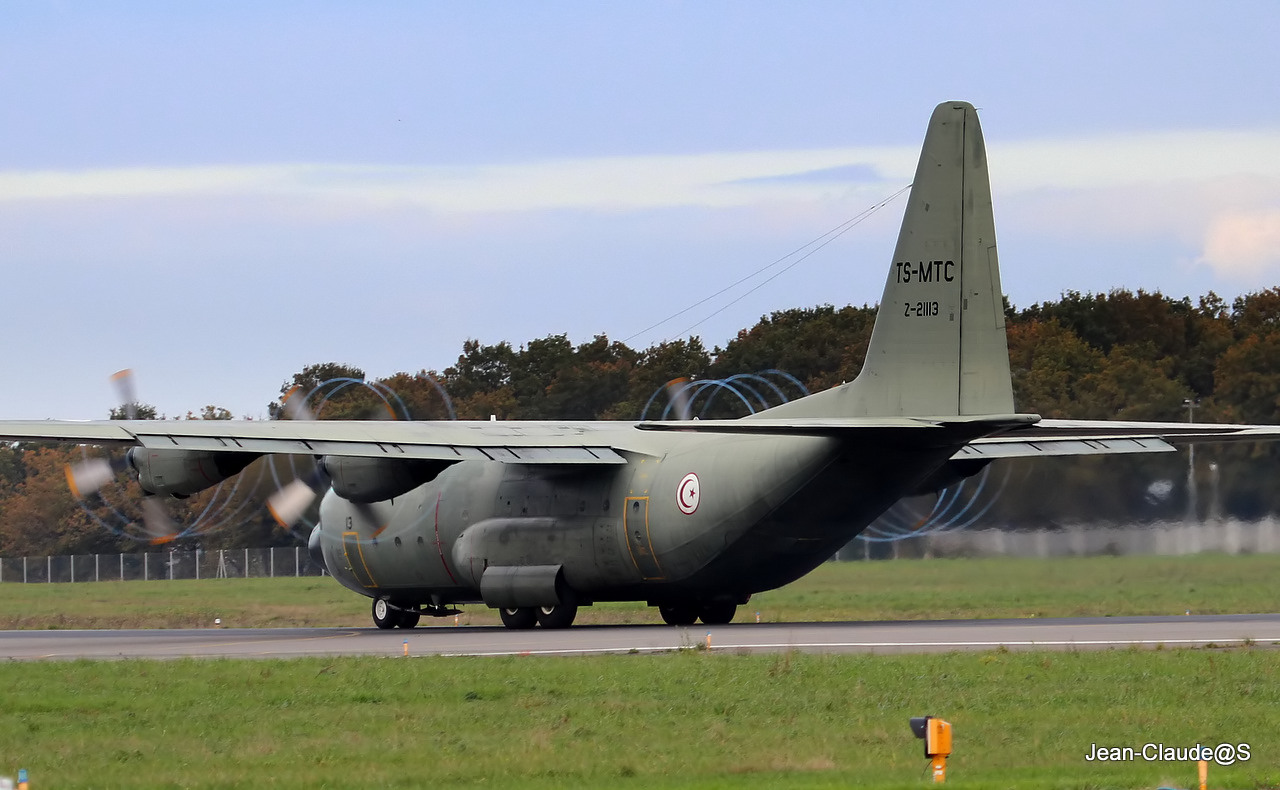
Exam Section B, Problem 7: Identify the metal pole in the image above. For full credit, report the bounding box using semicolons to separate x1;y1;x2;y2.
120;553;124;581
295;546;300;577
47;555;51;583
270;547;274;578
244;547;249;578
196;549;200;581
96;553;100;582
144;552;149;581
24;557;27;584
1185;399;1199;523
71;554;75;583
1209;461;1222;522
169;550;174;581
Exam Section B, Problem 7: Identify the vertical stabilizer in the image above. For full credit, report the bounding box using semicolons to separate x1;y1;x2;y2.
756;101;1014;419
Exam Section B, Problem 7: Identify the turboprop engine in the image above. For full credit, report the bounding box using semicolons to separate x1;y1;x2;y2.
266;456;457;527
908;458;990;497
127;448;259;498
321;456;454;503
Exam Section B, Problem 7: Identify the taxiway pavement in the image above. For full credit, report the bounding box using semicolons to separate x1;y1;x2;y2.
3;614;1279;660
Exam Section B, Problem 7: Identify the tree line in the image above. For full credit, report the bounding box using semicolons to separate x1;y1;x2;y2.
5;286;1280;556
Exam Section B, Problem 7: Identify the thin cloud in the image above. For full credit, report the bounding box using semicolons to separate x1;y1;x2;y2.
0;150;916;213
0;129;1277;216
1200;208;1280;279
726;163;884;186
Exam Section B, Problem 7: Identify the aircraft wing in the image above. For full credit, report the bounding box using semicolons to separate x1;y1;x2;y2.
952;418;1280;461
4;415;1277;465
636;414;1039;434
0;419;628;464
0;413;1037;458
638;414;1280;460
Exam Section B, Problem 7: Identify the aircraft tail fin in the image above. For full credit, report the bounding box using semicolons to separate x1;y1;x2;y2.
756;100;1014;419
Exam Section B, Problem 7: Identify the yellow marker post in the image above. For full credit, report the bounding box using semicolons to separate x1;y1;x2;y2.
910;716;952;783
1198;759;1208;790
931;754;946;783
403;640;409;657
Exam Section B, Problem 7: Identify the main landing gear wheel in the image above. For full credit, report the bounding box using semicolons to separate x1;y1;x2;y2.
499;607;538;630
658;603;698;626
536;602;578;629
397;609;421;629
372;598;399;630
699;601;737;625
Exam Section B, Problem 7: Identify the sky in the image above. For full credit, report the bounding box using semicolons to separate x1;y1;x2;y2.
2;1;1279;420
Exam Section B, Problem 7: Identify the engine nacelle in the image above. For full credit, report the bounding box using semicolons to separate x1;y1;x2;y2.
307;522;327;572
127;448;258;498
909;459;991;497
321;456;454;503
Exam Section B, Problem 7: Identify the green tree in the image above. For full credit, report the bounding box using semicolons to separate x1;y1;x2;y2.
444;340;517;403
609;338;713;419
708;304;876;395
543;335;638;420
1006;319;1104;417
1211;332;1280;424
376;371;456;420
0;446;117;555
270;363;378;420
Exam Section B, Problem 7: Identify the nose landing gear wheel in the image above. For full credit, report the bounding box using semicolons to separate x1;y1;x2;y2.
536;602;578;629
499;607;538;630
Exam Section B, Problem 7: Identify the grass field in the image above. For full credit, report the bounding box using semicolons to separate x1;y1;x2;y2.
0;553;1276;629
3;554;1277;788
1;649;1276;789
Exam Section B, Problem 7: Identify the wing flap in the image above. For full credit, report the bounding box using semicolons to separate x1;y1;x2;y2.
954;436;1175;460
997;419;1280;445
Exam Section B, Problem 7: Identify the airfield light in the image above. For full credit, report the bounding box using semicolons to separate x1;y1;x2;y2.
909;716;952;782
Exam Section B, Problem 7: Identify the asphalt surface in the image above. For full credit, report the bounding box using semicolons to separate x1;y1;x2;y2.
4;614;1279;660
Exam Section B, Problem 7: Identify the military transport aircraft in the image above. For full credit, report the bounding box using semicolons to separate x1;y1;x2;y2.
3;101;1278;630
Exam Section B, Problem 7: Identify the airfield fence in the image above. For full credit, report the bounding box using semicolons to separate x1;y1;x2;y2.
849;517;1280;560
6;518;1280;582
0;547;325;583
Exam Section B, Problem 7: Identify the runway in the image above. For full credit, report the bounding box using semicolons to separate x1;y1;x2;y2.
4;614;1279;660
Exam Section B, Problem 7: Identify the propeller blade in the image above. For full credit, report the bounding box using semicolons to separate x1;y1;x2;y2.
267;478;321;528
111;368;138;421
666;377;693;421
141;497;178;544
281;385;316;421
65;457;123;499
